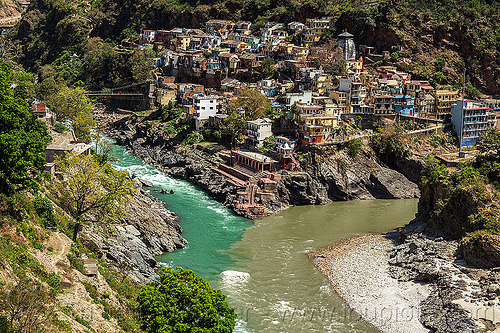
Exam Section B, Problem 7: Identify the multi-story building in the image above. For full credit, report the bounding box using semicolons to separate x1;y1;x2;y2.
295;103;322;115
295;102;338;144
285;91;313;107
373;95;394;115
306;18;331;29
405;80;431;97
193;94;220;130
287;22;306;32
451;99;490;147
260;22;285;41
302;18;331;46
434;90;458;119
273;136;296;159
310;72;332;95
247;118;273;148
234;21;252;33
393;95;416;116
139;29;156;43
416;94;435;118
303;28;323;46
329;90;349;114
177;84;205;104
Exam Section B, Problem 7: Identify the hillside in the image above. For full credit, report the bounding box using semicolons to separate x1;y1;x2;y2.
11;0;500;95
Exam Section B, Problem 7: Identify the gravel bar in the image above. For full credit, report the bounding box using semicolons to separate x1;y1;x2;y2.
309;234;431;333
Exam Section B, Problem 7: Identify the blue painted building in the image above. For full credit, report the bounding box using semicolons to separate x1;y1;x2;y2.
451;99;490;147
393;95;416;116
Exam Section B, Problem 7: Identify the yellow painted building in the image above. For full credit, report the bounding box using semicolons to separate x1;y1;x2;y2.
298;113;338;144
177;36;191;51
329;91;349;114
434;90;458;118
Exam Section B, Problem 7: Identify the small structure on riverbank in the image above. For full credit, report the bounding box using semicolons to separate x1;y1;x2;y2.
213;148;282;219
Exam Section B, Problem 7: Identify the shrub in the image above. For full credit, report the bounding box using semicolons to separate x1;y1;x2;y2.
181;131;203;145
137;267;236;333
347;138;363;157
33;196;56;229
0;278;55;332
53;122;67;133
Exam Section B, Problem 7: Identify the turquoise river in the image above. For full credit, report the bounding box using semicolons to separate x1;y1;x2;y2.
112;144;418;333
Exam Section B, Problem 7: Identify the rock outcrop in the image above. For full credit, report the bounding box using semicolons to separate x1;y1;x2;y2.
110;121;420;216
389;220;500;332
83;187;187;283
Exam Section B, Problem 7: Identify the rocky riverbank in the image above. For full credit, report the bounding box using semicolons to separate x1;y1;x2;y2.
310;233;431;333
82;183;187;283
311;220;500;333
101;112;420;217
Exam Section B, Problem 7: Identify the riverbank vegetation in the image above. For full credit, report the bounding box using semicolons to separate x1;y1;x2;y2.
418;128;500;267
138;267;236;333
0;55;235;333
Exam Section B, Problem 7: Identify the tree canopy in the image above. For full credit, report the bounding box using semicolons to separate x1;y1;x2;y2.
230;88;272;121
0;58;51;194
46;86;95;141
54;153;135;240
478;128;500;155
137;267;236;333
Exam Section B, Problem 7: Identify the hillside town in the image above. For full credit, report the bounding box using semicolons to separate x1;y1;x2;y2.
3;0;500;332
28;16;500;219
136;18;500;147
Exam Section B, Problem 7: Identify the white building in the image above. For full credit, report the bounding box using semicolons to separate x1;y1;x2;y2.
273;136;296;158
139;29;156;43
287;22;306;32
193;94;220;130
285;91;313;107
247;118;273;148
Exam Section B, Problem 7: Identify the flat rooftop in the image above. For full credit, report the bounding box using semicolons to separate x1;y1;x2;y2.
234;150;278;163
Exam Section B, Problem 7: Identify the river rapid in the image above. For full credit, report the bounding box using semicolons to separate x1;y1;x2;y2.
111;144;418;333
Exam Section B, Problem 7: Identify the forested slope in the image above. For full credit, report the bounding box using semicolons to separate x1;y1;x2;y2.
12;0;500;94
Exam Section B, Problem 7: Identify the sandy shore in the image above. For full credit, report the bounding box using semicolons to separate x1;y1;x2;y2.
309;234;431;333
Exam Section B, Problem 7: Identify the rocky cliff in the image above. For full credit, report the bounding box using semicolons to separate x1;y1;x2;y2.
83;185;187;283
109;120;420;217
279;145;420;205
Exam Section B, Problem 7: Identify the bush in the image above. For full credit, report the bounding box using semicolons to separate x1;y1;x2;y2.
181;131;203;145
258;136;276;153
0;278;55;332
33;196;56;229
137;267;236;333
347;138;362;157
53;122;67;133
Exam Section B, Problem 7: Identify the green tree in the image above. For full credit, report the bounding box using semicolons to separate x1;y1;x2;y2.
137;267;236;333
92;133;117;164
48;86;95;141
347;138;363;158
220;109;247;144
371;124;408;164
54;153;135;241
478;128;500;154
232;88;272;120
0;59;51;194
259;136;276;153
128;49;153;82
